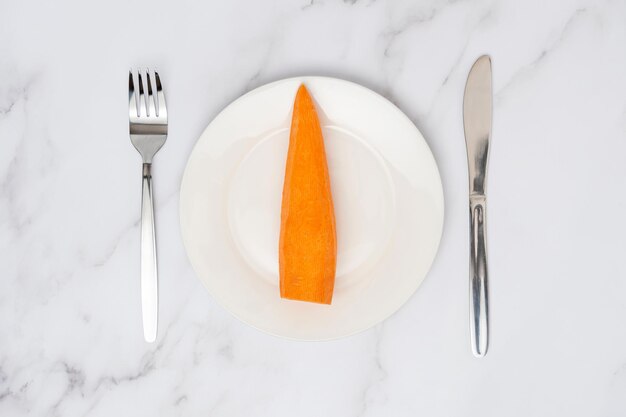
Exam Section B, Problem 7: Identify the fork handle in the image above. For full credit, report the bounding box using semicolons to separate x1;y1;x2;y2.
469;195;489;357
141;163;158;343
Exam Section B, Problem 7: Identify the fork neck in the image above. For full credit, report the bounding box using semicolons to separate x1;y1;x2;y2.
143;163;152;179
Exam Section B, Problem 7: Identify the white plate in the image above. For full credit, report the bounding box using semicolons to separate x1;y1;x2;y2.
180;77;444;340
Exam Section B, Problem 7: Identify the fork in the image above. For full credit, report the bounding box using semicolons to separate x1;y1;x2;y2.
128;69;167;343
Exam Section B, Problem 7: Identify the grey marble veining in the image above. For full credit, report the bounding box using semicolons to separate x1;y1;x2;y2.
1;0;626;416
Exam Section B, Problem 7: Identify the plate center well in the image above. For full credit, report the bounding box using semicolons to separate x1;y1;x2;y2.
227;125;396;288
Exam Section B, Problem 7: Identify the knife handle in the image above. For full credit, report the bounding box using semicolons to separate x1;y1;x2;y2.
469;195;489;357
141;163;158;343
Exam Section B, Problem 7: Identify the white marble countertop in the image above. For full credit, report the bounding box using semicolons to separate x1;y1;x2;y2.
2;0;626;416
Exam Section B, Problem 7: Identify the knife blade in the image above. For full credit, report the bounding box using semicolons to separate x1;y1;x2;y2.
463;55;492;357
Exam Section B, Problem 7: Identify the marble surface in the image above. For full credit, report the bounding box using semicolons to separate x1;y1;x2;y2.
1;0;626;415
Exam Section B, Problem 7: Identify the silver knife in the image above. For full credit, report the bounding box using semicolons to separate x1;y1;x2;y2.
463;55;492;357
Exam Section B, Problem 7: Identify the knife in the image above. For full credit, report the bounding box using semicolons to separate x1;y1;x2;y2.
463;55;492;357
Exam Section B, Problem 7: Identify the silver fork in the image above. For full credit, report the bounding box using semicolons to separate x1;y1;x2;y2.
129;69;167;343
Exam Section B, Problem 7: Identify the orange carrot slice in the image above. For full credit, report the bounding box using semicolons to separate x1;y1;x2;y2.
279;84;337;305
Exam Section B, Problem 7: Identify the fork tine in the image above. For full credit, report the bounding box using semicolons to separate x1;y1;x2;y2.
146;69;157;117
129;71;138;118
154;71;166;118
137;70;147;117
146;70;156;118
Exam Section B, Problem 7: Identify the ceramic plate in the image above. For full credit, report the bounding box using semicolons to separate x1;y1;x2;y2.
180;77;444;340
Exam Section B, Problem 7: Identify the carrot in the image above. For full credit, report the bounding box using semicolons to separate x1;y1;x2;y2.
279;84;337;305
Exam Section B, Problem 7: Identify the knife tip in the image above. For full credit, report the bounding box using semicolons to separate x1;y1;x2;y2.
473;55;492;68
